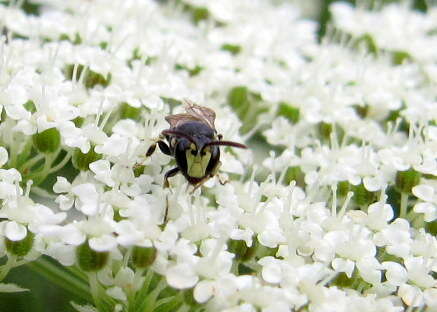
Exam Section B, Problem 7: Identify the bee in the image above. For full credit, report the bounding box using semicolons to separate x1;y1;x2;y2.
146;100;247;190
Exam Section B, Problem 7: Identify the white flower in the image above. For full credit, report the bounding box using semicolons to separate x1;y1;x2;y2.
381;261;408;287
331;258;355;278
412;183;437;222
166;262;199;289
404;257;436;289
71;183;101;216
0;147;8;167
373;219;412;258
398;284;424;307
0;221;27;241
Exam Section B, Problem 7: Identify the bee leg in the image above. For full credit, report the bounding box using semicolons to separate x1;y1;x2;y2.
146;137;171;157
191;176;211;193
157;140;171;156
164;167;180;188
163;195;169;225
213;161;228;185
146;143;157;157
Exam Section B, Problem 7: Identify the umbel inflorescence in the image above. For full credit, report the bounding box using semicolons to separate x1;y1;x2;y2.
0;0;436;311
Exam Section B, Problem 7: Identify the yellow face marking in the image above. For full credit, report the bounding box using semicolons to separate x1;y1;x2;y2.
186;146;212;178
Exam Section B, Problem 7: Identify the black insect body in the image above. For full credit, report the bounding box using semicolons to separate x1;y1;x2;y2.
147;100;247;189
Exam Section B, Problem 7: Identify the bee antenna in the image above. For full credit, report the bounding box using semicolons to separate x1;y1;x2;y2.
162;130;196;144
206;141;247;149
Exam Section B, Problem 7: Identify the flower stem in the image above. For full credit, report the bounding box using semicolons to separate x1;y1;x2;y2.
47;151;72;174
400;192;409;219
0;255;17;281
88;272;108;312
19;153;45;172
26;151;59;185
176;305;190;312
139;278;168;312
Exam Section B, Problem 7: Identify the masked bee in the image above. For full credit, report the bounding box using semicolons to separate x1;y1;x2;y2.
147;100;247;189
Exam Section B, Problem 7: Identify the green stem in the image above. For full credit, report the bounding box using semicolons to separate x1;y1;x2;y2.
411;213;425;229
19;153;45;172
400;192;409;219
26;257;92;302
0;255;17;281
47;151;72;174
26;151;59;185
155;294;183;312
140;279;167;312
88;272;108;312
136;269;153;300
176;304;190;312
9;137;18;169
30;186;57;199
65;265;88;283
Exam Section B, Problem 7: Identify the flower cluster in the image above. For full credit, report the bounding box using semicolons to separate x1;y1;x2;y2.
0;0;436;312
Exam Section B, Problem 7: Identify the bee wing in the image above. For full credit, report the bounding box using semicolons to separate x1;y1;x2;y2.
183;99;216;130
165;113;199;128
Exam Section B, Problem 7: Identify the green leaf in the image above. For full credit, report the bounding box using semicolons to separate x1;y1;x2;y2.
71;302;98;312
0;283;29;293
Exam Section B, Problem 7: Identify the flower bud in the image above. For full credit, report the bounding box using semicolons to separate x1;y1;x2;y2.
352;183;377;206
395;168;421;194
5;231;34;257
318;122;332;141
24;100;37;113
227;239;248;261
132;246;157;268
76;241;109;272
72;146;102;171
32;127;61;154
337;181;351;198
133;164;145;177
